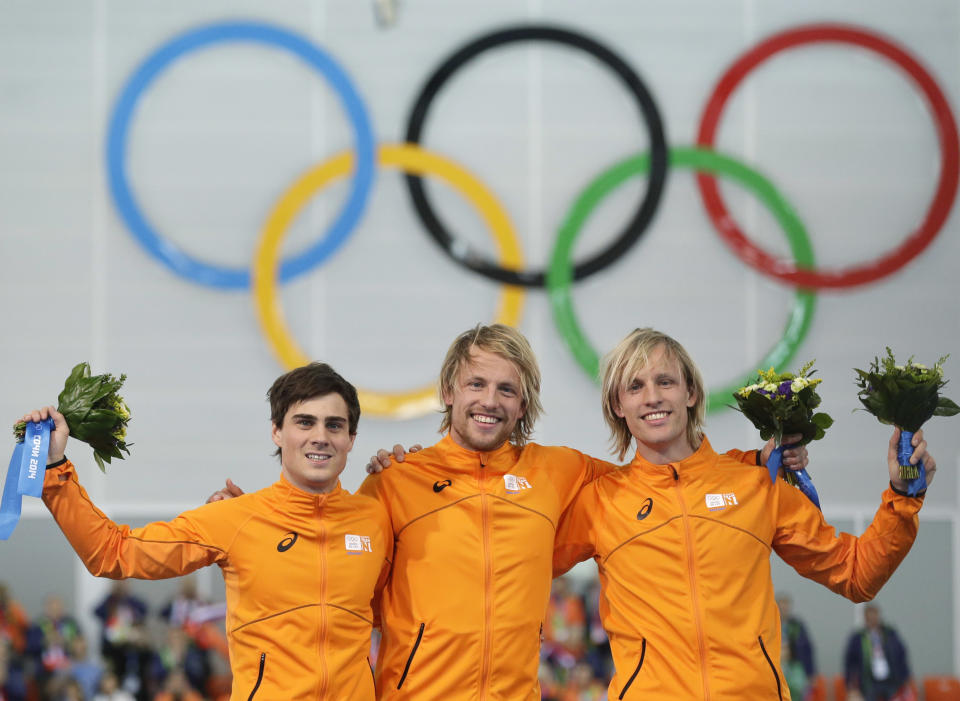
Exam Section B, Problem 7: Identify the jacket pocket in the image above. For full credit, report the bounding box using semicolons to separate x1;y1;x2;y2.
248;652;266;700
757;635;783;701
618;638;646;699
397;623;425;690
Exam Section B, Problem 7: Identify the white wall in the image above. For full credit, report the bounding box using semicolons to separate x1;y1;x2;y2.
2;0;959;682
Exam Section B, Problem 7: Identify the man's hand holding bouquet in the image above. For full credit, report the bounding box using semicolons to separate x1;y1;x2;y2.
2;363;131;540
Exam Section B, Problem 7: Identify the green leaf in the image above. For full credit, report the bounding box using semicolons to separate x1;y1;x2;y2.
934;396;960;416
812;412;834;430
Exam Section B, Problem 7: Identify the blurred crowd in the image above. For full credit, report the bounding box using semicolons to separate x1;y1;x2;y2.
538;577;610;701
0;575;917;701
0;580;228;701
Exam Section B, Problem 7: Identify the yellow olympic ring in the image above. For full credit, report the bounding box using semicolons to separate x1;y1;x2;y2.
253;143;526;418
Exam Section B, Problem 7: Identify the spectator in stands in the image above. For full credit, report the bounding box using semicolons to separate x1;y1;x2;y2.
778;593;815;700
0;584;28;658
0;638;28;701
92;671;134;701
27;595;82;691
53;678;84;701
844;604;912;701
158;579;222;691
151;668;202;701
153;629;207;697
543;576;587;681
92;583;147;697
561;662;606;701
582;578;612;684
64;637;103;701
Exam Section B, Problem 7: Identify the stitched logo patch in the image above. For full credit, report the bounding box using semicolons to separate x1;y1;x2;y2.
705;493;738;511
504;474;532;494
345;534;372;554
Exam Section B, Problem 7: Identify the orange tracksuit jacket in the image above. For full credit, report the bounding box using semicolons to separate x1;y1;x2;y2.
553;438;922;701
43;461;392;701
357;434;756;700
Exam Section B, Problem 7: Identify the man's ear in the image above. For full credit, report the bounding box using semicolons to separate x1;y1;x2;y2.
271;422;282;448
613;400;625;419
686;386;697;409
441;388;454;409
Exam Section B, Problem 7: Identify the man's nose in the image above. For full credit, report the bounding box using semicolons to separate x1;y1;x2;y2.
642;385;662;405
479;385;499;406
309;427;331;444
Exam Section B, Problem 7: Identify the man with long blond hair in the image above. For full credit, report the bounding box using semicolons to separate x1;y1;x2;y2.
554;327;935;700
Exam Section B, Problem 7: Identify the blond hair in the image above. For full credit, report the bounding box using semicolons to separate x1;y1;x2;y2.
600;328;705;460
438;324;543;446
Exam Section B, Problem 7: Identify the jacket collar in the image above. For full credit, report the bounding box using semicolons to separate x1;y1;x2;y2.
269;472;347;511
630;435;719;477
429;433;522;474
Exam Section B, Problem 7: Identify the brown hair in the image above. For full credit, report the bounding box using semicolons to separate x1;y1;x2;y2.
268;362;360;437
438;324;543;446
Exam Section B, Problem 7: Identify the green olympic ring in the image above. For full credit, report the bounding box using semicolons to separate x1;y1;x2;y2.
547;145;816;414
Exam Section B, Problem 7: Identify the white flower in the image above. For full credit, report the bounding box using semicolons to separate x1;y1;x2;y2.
764;382;778;393
791;379;805;393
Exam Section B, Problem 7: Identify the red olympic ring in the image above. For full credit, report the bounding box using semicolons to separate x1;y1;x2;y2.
696;23;959;289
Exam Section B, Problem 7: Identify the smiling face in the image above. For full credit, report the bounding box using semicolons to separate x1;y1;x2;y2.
272;393;356;494
614;344;698;464
442;348;526;452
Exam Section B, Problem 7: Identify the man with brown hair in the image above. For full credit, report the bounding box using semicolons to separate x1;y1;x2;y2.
24;362;391;700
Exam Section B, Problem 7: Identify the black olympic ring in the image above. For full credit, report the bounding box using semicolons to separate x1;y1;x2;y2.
403;25;669;287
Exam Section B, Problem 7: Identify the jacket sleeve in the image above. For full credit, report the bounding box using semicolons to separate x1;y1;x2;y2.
582;455;620;485
371;508;394;631
724;448;760;466
772;482;921;603
42;460;229;580
553;482;599;577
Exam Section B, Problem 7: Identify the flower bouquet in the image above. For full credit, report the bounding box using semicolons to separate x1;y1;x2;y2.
854;349;958;495
733;361;833;508
13;362;132;472
3;363;131;540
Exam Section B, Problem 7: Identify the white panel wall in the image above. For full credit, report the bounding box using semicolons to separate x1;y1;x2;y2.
2;0;959;681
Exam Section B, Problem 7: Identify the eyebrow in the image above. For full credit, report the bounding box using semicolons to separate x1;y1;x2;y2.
291;413;347;423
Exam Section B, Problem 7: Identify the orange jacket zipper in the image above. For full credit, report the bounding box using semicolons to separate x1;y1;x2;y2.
672;465;711;701
478;457;493;701
318;513;329;700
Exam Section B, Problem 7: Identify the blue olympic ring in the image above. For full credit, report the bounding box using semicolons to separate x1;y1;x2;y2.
106;20;376;289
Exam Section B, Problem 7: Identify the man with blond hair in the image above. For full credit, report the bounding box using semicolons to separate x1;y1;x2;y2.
553;328;935;700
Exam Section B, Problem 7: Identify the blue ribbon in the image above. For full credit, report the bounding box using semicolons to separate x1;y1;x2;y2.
767;443;821;510
898;430;925;497
0;419;54;540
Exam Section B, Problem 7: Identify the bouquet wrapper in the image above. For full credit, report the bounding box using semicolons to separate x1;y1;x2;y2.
898;430;926;497
0;418;54;540
767;443;821;510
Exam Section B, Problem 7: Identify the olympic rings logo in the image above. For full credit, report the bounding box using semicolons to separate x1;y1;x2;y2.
107;20;958;418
